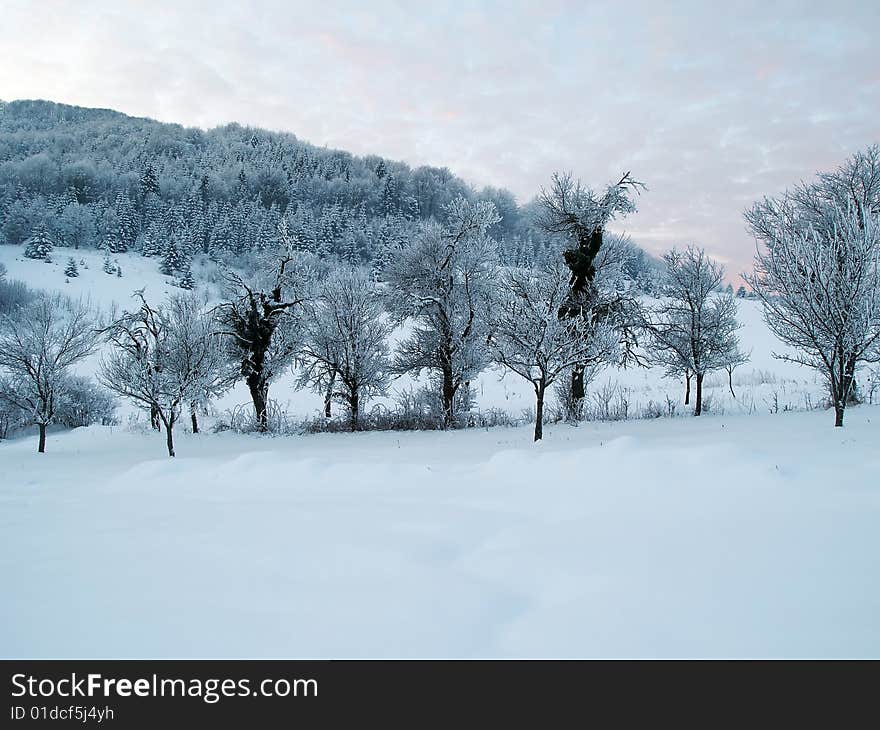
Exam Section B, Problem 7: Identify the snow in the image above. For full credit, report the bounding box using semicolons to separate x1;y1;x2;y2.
2;243;878;657
1;408;878;658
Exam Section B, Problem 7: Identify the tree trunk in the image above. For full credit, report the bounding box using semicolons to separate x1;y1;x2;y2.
37;423;47;453
350;389;359;432
571;365;585;403
534;385;545;442
247;375;269;432
190;403;199;434
727;367;737;398
843;357;857;405
441;366;456;429
684;371;691;405
150;404;161;430
165;418;176;457
694;372;704;416
324;368;337;418
833;358;847;427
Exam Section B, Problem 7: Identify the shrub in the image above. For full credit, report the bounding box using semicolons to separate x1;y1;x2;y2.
0;277;36;315
55;376;117;427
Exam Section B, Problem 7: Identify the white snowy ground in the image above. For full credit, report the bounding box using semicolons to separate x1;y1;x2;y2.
1;245;879;657
1;408;878;658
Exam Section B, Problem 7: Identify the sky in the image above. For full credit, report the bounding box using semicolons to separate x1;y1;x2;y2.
1;0;878;281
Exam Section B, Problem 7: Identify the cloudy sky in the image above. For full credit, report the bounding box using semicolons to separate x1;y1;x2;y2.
2;0;878;280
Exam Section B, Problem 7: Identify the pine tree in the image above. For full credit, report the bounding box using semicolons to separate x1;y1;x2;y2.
342;230;360;266
64;257;79;278
161;238;182;275
112;191;137;252
178;262;195;290
381;173;398;216
141;230;161;257
139;164;159;199
102;249;115;275
23;226;54;261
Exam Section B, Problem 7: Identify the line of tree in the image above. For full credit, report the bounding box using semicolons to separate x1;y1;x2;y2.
8;144;878;453
0;168;745;453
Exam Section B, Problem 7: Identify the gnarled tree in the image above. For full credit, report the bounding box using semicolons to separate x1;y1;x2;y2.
537;172;645;404
216;251;314;431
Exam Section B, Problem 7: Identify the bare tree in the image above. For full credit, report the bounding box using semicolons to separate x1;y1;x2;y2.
215;251;314;431
746;145;880;425
490;259;618;440
385;197;500;428
298;267;393;430
745;201;880;426
642;246;744;416
0;294;95;452
100;291;223;456
537;171;645;403
165;294;230;435
723;345;751;399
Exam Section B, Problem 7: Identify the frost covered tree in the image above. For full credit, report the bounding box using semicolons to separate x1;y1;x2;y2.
537;171;645;404
642;246;743;416
385;197;500;427
216;251;314;431
23;225;54;261
64;257;79;278
298;267;393;429
490;259;618;440
0;295;96;452
102;248;115;275
746;202;880;427
160;238;181;275
745;146;880;426
178;262;195;290
164;294;229;435
100;291;224;455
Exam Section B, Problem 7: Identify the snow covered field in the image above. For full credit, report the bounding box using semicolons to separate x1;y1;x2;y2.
1;244;879;658
1;407;878;658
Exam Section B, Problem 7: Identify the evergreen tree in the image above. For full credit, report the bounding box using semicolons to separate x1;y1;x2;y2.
178;262;195;290
342;230;360;266
381;173;399;216
64;257;79;278
102;249;115;274
161;238;182;275
23;226;54;261
112;190;137;251
139;164;160;199
140;229;161;257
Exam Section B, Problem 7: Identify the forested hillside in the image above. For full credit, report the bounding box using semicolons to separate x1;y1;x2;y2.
0;99;660;284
